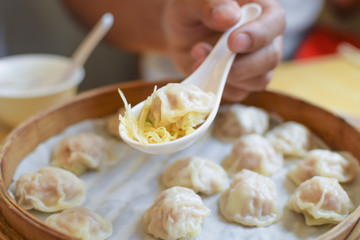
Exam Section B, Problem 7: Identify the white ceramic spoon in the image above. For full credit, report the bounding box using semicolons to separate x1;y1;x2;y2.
120;3;262;154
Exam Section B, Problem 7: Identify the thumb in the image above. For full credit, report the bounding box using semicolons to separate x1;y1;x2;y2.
181;0;242;31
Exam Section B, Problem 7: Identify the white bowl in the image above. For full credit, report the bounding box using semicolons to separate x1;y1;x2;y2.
0;54;85;127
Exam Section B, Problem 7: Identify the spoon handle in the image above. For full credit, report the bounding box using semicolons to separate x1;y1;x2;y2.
71;13;114;68
56;13;114;85
119;4;262;154
183;3;262;96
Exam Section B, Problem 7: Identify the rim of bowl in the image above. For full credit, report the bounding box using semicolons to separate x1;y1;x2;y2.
0;54;85;98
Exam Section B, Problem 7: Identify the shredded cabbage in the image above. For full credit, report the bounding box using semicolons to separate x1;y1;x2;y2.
118;83;214;145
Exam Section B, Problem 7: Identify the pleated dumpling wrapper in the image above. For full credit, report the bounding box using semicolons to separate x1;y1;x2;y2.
51;133;109;175
214;104;269;142
161;156;228;195
288;149;360;185
266;121;312;158
45;206;112;240
288;176;354;225
222;134;283;176
15;166;86;212
219;169;281;227
143;186;210;240
119;83;215;144
106;107;125;139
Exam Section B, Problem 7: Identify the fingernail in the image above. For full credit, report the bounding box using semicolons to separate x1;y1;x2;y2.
213;2;241;23
191;43;212;60
231;33;251;52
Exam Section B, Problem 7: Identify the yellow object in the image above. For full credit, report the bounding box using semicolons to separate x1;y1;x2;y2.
0;54;84;127
118;87;196;144
269;55;360;119
0;124;9;142
119;87;179;144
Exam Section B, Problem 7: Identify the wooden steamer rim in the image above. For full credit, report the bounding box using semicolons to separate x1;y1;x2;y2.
0;80;360;240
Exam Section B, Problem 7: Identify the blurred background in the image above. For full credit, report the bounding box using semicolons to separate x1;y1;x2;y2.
0;0;359;124
0;0;139;91
1;0;360;87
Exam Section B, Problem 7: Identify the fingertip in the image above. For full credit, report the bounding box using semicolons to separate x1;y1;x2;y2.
229;33;252;53
190;42;212;60
228;1;286;53
211;1;241;30
223;86;249;102
191;57;206;72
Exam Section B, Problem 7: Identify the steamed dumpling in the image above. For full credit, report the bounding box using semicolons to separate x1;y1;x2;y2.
119;83;215;144
161;156;228;195
222;134;283;176
15;166;86;212
147;83;215;130
288;176;354;225
51;133;109;175
219;169;281;227
266;121;312;157
106;108;124;139
288;149;360;185
143;186;210;240
214;104;269;142
45;206;112;240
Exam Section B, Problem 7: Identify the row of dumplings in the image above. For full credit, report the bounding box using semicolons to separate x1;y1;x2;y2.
144;155;357;240
142;104;360;239
214;104;359;187
214;103;313;158
215;104;360;183
14;133;114;240
143;156;283;240
12;104;360;240
215;105;359;222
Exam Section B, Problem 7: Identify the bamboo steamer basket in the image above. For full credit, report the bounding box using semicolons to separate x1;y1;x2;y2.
0;80;360;240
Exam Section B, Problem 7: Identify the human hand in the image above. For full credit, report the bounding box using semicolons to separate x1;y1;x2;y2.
327;0;360;16
329;0;360;9
163;0;285;101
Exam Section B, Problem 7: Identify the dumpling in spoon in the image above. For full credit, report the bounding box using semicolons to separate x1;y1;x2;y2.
288;149;360;185
161;156;228;195
222;134;283;176
265;121;312;158
219;169;281;227
106;108;125;139
51;133;109;175
45;206;112;240
214;104;269;142
143;186;210;240
288;176;354;225
15;166;86;212
119;83;215;144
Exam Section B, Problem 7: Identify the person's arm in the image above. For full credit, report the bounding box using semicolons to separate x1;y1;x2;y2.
327;0;360;14
62;0;167;53
329;0;360;9
162;0;285;101
63;0;286;102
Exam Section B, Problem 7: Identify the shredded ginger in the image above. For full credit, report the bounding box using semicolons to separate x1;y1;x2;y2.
118;83;214;145
118;87;189;145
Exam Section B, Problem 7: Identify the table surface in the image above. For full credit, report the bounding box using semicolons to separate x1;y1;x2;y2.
269;54;360;119
0;54;360;239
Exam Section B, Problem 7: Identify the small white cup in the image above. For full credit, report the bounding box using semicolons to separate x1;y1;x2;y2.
0;54;85;127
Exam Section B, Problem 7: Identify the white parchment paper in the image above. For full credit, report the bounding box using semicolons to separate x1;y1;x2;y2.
9;117;360;240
